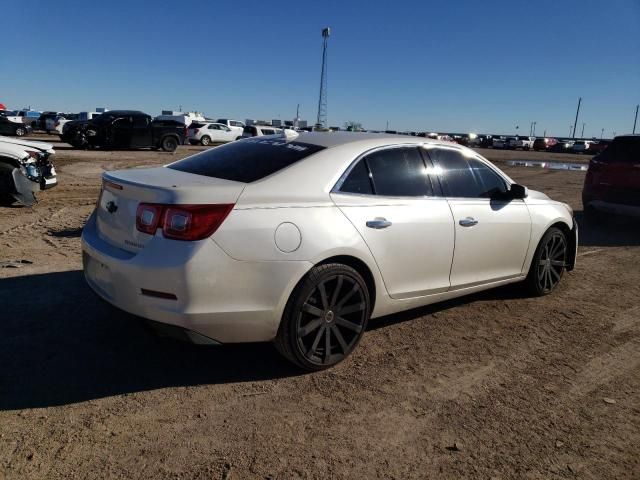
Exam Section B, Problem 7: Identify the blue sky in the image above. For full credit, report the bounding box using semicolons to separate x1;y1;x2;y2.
2;0;639;137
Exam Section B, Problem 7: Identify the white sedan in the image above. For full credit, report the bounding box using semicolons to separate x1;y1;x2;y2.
187;122;237;145
81;132;577;370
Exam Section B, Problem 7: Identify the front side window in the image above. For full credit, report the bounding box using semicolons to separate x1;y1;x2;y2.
427;148;479;197
427;148;508;198
467;158;508;197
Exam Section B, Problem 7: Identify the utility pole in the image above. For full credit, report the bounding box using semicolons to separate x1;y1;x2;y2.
532;121;537;137
386;120;389;131
581;122;586;138
569;125;573;136
634;104;639;134
294;103;300;128
316;27;330;128
601;128;604;139
572;97;582;139
543;129;546;137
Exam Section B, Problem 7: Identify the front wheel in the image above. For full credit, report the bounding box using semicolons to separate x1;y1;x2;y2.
161;136;178;152
15;127;26;137
525;227;567;296
275;263;371;371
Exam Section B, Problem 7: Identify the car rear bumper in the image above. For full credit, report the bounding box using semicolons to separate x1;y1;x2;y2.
81;212;311;343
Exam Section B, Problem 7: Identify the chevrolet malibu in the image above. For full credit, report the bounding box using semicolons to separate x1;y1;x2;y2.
82;132;577;370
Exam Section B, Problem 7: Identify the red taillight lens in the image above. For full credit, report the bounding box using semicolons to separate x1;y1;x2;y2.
136;203;234;241
136;204;164;235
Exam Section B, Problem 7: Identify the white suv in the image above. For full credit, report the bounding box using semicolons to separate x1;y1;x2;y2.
188;122;237;145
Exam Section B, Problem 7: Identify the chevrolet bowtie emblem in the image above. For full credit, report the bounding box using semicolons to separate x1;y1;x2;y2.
106;201;118;214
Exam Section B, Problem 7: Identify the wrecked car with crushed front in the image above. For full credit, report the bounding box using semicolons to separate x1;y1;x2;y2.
0;136;58;206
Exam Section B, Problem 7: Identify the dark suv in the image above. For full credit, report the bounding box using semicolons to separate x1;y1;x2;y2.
582;135;640;218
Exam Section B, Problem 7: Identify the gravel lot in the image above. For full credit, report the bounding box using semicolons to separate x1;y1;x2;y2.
1;137;638;479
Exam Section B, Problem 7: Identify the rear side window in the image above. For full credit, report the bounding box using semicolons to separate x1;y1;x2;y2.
243;126;257;136
339;147;432;197
168;138;325;183
602;137;640;163
341;160;373;195
189;122;205;129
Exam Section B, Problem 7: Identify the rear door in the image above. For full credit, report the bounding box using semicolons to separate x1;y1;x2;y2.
131;115;153;148
426;146;531;288
331;146;455;299
110;116;133;148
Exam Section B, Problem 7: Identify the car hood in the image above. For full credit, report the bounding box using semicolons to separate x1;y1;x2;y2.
0;136;55;154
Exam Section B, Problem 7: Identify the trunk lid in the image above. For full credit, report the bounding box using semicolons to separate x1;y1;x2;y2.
96;167;245;252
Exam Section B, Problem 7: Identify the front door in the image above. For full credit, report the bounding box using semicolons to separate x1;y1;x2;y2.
331;146;455;299
426;146;531;288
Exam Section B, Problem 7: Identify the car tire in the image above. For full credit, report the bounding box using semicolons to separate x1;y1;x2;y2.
275;263;371;371
200;136;211;146
161;136;178;152
15;127;26;137
524;227;568;297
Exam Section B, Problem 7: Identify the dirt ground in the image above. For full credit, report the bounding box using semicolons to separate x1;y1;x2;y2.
0;136;638;480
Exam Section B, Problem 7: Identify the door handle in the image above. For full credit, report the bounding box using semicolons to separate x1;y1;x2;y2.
459;217;478;227
366;218;392;229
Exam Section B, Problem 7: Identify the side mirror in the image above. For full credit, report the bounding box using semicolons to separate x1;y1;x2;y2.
509;183;527;199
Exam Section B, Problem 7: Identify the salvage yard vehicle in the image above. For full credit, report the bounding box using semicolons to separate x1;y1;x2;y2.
582;134;640;218
509;136;535;150
0;136;57;206
572;140;594;153
241;125;283;138
0;116;31;137
82;132;577;371
66;110;186;152
15;110;42;129
215;119;245;136
187;122;236;145
533;137;558;151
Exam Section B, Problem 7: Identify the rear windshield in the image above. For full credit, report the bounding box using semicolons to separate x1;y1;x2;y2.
167;138;326;183
189;122;206;129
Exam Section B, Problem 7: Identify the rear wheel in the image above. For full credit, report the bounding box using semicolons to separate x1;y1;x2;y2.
200;135;211;146
525;227;567;296
275;263;370;371
161;136;178;152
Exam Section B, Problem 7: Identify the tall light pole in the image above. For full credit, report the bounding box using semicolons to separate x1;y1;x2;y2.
581;122;586;138
601;128;604;139
569;125;573;136
571;97;582;139
532;121;537;137
634;104;639;134
316;27;330;128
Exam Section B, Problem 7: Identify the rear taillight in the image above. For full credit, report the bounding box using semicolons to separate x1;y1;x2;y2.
136;203;234;241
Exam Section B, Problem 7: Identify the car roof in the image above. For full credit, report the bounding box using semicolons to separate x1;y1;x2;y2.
286;131;450;149
101;110;147;116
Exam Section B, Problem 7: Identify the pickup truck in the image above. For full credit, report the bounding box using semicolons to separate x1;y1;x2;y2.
508;136;535;150
66;110;186;151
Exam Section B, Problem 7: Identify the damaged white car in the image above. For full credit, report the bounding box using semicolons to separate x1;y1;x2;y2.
0;136;58;206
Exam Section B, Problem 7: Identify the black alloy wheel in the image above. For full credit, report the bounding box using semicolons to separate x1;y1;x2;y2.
276;264;370;370
526;227;567;296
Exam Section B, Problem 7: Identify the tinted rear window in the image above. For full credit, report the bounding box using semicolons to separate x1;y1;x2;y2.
189;122;206;129
167;138;325;183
